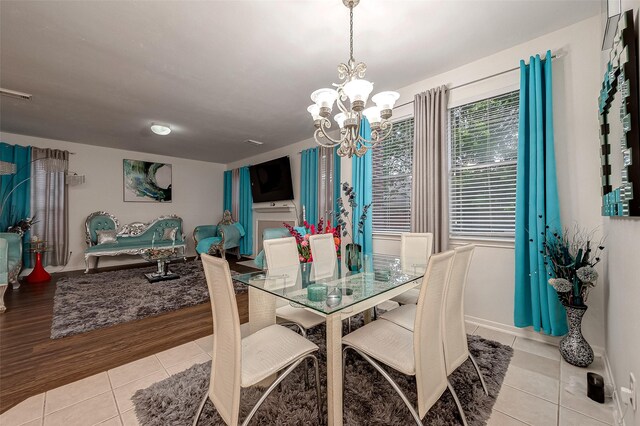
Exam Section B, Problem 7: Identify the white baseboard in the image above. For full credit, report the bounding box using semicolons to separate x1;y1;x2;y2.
603;352;625;425
464;314;605;355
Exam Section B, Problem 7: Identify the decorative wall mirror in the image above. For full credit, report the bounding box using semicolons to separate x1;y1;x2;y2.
599;9;640;216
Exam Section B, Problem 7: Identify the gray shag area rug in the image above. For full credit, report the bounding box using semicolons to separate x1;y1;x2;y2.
51;261;246;339
132;318;513;426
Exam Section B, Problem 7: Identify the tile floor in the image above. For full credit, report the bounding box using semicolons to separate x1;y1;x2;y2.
1;323;616;426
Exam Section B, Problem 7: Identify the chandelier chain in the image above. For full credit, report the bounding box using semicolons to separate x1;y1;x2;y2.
349;5;354;62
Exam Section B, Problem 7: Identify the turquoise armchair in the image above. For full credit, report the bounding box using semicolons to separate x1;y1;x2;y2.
0;232;23;313
193;210;244;259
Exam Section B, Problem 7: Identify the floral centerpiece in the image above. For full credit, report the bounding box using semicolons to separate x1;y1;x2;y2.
334;182;371;271
283;218;340;263
544;225;605;367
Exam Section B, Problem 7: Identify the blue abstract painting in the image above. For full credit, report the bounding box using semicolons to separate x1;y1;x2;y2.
123;159;172;202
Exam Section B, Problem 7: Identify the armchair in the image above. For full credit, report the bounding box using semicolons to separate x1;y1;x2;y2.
193;210;244;259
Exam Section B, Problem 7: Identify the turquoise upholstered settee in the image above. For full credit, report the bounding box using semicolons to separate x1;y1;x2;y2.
84;212;185;272
0;232;23;313
193;210;244;259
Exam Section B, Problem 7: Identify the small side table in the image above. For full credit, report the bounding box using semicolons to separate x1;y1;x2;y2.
27;240;51;284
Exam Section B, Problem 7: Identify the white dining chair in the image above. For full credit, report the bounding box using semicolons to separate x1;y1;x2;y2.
263;237;325;335
308;233;338;279
342;250;468;425
380;244;488;398
193;254;321;426
390;232;433;305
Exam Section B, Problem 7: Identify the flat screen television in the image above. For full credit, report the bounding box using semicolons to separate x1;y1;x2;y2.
248;156;294;203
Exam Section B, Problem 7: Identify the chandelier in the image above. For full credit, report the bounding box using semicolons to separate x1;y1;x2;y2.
307;0;400;158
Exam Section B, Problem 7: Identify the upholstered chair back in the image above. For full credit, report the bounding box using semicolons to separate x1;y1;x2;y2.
413;250;455;418
86;212;118;245
400;232;433;274
200;254;242;425
443;244;475;375
309;233;337;280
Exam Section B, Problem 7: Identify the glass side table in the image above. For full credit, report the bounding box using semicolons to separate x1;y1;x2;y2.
140;247;184;283
27;240;51;283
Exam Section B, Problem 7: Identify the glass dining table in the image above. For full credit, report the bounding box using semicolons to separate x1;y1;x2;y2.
234;254;426;426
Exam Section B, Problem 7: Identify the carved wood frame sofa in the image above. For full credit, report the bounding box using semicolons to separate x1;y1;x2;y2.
84;211;186;272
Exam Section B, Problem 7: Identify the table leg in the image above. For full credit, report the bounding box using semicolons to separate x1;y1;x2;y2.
326;313;343;426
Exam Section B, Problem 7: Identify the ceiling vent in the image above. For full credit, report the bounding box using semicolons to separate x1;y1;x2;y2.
0;88;32;100
245;139;264;146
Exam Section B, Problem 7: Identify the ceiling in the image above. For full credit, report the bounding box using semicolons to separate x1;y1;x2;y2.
0;1;600;164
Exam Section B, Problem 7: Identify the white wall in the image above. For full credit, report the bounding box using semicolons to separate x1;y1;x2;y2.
381;15;606;348
0;132;226;271
603;2;640;425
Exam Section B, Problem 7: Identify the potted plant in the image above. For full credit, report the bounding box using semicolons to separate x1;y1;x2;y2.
544;225;605;367
335;182;371;272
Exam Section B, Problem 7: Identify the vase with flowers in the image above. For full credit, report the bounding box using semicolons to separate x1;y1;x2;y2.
283;218;341;263
335;182;371;272
544;225;605;367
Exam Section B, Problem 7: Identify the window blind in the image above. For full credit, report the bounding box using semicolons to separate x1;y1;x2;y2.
448;91;519;239
372;117;414;233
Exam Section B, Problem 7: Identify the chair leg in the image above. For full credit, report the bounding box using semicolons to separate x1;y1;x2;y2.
469;354;489;396
301;328;310;389
345;345;423;425
447;380;469;426
192;390;208;426
312;355;323;425
241;355;310;426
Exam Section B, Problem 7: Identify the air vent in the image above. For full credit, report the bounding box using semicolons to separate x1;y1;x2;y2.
0;88;32;100
246;139;264;146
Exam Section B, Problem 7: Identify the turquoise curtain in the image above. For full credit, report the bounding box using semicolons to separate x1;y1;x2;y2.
514;51;567;336
352;119;373;255
0;143;32;266
238;166;253;256
333;146;342;225
300;147;318;225
223;170;232;212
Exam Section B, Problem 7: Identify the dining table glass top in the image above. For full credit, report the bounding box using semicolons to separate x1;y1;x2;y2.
233;254;427;315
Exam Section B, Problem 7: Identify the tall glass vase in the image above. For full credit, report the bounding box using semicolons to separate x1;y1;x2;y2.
559;305;594;367
345;243;362;272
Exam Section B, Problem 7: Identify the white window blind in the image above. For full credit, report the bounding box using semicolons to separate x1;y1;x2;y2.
372;117;414;233
448;91;519;239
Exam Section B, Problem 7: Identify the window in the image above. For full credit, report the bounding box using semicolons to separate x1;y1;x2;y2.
448;91;519;239
372;117;414;233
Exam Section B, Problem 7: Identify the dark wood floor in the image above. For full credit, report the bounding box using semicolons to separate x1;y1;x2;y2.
0;257;255;414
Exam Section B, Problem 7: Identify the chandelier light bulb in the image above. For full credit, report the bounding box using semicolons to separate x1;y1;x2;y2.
334;113;347;129
362;107;382;128
311;88;339;117
150;123;171;135
307;104;322;121
343;79;374;111
372;91;400;110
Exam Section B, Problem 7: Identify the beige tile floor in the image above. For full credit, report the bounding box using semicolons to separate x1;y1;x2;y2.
1;323;616;426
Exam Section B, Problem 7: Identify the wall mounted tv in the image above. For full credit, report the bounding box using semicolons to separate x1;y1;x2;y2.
248;156;294;203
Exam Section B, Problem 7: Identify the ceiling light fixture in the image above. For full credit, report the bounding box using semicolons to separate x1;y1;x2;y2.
150;123;171;135
308;0;399;158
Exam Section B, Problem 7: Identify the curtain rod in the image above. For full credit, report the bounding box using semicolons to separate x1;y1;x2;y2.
394;52;561;110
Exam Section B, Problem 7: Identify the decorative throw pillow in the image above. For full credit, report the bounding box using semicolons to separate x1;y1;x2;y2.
96;230;117;245
162;227;178;241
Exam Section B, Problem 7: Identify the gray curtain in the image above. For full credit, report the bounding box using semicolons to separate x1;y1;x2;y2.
411;86;449;253
318;146;336;225
30;147;69;266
